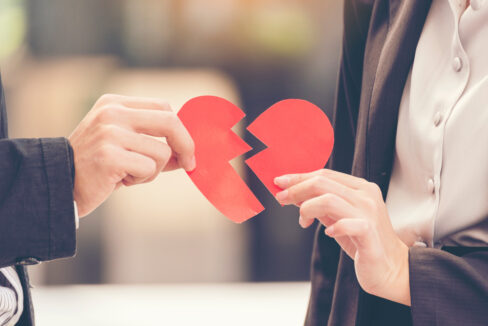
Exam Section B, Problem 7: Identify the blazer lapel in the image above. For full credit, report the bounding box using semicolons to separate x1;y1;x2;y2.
338;1;432;325
353;0;432;195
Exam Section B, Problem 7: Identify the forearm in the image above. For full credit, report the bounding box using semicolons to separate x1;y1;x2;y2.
0;138;76;267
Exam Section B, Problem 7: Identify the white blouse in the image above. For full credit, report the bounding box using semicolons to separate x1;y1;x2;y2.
386;0;488;248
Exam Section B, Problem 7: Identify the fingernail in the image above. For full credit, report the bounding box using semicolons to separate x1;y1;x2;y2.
185;156;196;172
325;225;334;236
299;216;306;228
274;176;289;188
276;190;288;203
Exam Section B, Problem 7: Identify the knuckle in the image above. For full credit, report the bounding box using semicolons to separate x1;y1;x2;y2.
319;193;334;211
357;178;370;189
371;182;383;196
311;176;326;195
314;176;329;195
98;93;119;105
96;105;120;123
158;112;180;134
155;143;171;165
98;124;120;143
363;197;377;211
366;181;382;195
143;159;157;176
164;112;179;127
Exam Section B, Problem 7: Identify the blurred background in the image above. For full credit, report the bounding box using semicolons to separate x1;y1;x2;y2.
0;0;342;323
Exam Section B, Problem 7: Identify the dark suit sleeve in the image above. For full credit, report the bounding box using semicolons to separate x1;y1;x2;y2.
409;247;488;325
0;137;76;268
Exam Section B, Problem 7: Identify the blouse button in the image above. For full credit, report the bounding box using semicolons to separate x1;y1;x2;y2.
433;112;443;127
471;0;483;10
453;57;463;72
413;241;427;248
427;178;435;194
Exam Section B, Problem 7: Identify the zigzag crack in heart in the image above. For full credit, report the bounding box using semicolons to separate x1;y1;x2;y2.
178;96;334;223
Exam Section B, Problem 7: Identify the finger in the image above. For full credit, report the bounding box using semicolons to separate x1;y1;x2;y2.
319;216;335;226
300;211;338;230
274;170;321;189
334;235;357;259
122;141;180;173
126;136;172;183
275;169;366;190
112;148;157;182
122;97;172;112
101;125;173;183
162;155;180;171
325;219;373;250
299;215;315;228
276;175;358;206
118;109;195;171
300;193;358;224
99;94;172;111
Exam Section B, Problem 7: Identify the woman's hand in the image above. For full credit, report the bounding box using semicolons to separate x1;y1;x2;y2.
274;169;410;306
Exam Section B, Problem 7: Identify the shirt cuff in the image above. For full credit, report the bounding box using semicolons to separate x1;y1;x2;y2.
74;201;79;230
40;138;77;260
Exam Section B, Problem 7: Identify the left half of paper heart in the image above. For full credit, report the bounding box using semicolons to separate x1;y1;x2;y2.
178;96;264;223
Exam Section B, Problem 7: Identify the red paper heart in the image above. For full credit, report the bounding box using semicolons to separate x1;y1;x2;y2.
178;96;334;223
245;99;334;197
178;96;264;223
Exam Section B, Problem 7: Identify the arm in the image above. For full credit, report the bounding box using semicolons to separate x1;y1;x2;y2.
0;94;196;269
276;169;410;306
0;138;76;267
276;169;488;323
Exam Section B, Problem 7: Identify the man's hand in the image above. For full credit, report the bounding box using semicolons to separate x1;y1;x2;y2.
274;169;410;306
69;94;195;217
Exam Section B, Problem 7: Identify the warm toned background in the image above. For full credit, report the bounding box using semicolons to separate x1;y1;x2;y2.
0;0;342;324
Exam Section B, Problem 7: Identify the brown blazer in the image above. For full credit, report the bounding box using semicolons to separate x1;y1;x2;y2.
305;1;488;325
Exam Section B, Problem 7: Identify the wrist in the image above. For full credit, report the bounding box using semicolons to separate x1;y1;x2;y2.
384;240;411;306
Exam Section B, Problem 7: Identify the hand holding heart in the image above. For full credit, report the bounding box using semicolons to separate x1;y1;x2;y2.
69;94;195;217
69;94;409;304
274;169;410;306
178;96;333;223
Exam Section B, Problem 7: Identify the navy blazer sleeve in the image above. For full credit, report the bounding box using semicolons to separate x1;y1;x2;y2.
0;137;77;268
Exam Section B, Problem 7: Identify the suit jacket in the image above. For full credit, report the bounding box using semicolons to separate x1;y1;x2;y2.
305;1;488;325
0;76;77;325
